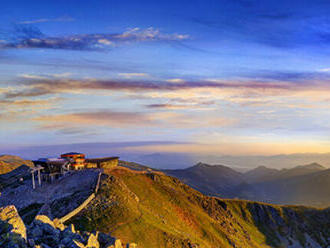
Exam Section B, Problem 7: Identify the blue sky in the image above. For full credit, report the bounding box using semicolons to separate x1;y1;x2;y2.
1;0;330;155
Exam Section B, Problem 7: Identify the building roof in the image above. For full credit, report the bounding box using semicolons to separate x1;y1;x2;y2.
61;152;84;156
33;158;68;166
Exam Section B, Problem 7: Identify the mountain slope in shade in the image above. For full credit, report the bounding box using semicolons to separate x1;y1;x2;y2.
163;162;330;207
273;162;326;181
164;162;246;198
243;162;326;183
248;169;330;207
69;166;330;248
0;155;33;175
243;166;280;183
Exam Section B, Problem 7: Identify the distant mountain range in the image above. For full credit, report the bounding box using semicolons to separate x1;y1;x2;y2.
133;152;330;169
164;162;330;207
2;142;330;169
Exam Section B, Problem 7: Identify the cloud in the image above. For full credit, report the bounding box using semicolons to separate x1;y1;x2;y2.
118;73;150;78
247;70;330;82
31;106;236;135
34;110;156;129
145;100;216;110
3;72;330;123
0;99;53;107
318;68;330;72
18;16;75;24
115;27;189;41
4;75;305;99
166;78;185;83
3;72;330;118
0;97;61;123
145;104;188;109
0;26;189;51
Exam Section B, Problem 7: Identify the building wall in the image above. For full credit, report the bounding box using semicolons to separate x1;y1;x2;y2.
61;154;85;159
58;172;102;224
61;154;86;170
85;163;98;169
58;193;95;224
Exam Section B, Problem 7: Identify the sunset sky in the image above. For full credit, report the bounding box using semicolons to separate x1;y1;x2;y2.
1;0;330;156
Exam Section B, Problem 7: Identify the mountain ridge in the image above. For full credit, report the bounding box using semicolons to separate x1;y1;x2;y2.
163;161;330;207
68;165;330;248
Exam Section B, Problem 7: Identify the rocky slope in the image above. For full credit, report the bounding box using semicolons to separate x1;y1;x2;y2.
0;168;101;225
69;166;330;248
0;205;137;248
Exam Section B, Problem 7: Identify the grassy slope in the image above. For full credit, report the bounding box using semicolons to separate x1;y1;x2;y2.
0;155;33;175
69;167;329;248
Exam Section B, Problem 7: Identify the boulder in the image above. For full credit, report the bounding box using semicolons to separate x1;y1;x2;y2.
30;225;42;237
0;205;27;247
34;215;55;229
114;239;123;248
73;240;87;248
28;238;35;247
98;232;115;247
87;232;100;248
62;224;84;244
53;218;65;231
0;205;136;248
68;223;76;233
29;215;62;245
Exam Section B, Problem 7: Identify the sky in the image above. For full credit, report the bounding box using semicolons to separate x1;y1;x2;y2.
1;0;330;157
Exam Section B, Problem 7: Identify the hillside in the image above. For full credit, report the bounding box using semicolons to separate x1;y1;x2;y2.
0;155;33;175
69;166;330;248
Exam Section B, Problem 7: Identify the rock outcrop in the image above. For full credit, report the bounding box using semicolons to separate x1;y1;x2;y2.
0;205;137;248
0;205;27;247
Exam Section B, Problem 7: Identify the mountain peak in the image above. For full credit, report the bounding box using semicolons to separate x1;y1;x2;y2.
294;162;325;170
194;162;212;168
191;162;232;171
245;165;279;174
254;165;272;171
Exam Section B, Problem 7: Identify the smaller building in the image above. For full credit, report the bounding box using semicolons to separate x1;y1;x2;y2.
61;152;86;170
32;158;70;183
85;157;119;170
